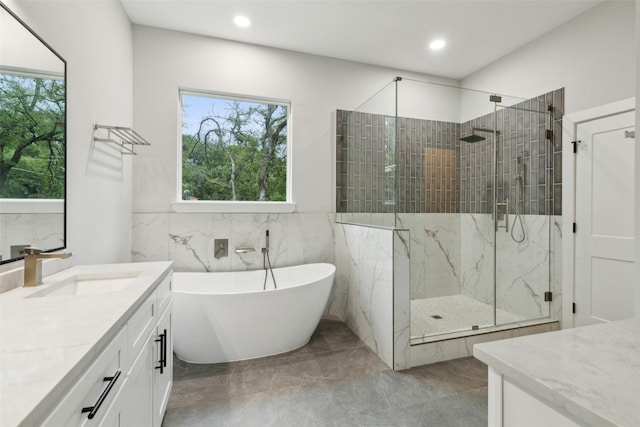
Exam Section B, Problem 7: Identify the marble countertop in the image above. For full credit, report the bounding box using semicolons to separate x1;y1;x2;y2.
474;319;640;427
0;261;173;427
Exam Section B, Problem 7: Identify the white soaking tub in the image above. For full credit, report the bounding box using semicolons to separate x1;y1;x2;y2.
173;263;335;363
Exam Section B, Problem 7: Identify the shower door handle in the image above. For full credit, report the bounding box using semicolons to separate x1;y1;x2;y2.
496;199;509;232
505;198;509;233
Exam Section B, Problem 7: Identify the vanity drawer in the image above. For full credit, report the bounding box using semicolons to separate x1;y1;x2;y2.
43;328;126;427
127;291;156;367
156;272;172;315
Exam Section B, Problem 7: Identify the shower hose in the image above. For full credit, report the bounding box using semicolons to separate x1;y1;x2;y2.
511;174;526;243
262;250;277;290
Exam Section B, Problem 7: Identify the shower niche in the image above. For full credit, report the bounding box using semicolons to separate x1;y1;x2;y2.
335;78;562;359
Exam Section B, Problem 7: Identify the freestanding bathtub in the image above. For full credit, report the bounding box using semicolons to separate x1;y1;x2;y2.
173;263;335;363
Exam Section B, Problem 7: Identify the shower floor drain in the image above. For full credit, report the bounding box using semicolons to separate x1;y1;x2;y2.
431;315;443;319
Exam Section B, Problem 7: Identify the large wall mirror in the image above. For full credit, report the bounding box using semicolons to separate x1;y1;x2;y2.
0;2;66;264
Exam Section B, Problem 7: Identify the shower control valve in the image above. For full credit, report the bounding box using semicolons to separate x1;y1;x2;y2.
214;239;228;259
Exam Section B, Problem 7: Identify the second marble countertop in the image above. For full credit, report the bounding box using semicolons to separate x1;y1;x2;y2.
474;319;640;427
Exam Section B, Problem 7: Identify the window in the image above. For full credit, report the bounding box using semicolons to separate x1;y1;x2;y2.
180;91;289;203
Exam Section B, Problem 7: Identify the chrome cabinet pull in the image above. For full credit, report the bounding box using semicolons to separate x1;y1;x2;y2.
81;370;121;419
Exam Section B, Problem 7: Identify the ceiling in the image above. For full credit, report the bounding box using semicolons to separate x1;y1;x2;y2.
121;0;604;80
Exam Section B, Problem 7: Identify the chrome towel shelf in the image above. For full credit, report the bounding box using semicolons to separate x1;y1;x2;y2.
93;124;151;155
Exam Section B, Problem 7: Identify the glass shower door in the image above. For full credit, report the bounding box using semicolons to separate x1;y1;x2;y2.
493;100;554;325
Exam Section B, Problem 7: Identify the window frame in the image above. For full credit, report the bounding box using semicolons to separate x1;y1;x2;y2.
176;88;294;213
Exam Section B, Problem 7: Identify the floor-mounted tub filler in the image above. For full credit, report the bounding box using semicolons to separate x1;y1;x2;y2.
173;263;335;363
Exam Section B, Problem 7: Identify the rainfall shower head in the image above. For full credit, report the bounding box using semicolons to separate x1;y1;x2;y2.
459;127;499;143
459;133;486;143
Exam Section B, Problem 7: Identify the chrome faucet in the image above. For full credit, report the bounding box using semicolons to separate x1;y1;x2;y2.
23;248;72;287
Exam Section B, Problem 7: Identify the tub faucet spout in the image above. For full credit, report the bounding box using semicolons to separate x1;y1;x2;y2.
23;248;72;287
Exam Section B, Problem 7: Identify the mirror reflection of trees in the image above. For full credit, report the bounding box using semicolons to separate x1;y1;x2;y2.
0;74;65;198
182;98;288;202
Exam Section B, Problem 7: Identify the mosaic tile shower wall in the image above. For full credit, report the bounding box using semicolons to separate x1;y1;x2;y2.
336;88;563;216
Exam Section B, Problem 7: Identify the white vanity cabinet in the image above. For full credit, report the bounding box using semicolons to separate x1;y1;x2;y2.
39;268;173;427
41;329;128;427
124;282;173;427
125;272;173;427
152;304;173;427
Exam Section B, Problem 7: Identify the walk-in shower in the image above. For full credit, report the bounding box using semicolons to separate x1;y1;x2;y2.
336;77;563;349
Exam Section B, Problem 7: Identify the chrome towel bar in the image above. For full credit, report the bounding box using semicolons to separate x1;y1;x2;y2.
93;123;151;155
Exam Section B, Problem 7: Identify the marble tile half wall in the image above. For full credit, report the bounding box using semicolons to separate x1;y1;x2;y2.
331;223;411;370
132;213;336;272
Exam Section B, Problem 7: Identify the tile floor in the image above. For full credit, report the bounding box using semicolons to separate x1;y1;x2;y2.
163;318;488;427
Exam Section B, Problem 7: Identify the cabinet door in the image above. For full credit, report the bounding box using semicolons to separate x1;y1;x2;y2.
44;330;126;427
96;385;125;427
153;304;173;427
124;333;154;426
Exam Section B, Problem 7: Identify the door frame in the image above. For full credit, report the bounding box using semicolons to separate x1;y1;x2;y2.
561;97;635;328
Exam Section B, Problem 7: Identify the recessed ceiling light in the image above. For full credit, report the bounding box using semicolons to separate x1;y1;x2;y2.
429;39;446;50
234;15;251;28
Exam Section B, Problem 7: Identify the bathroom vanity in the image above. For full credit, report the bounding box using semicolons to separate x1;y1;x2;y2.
474;319;640;427
0;261;173;427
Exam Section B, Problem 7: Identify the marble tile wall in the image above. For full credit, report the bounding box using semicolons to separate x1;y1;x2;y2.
0;213;64;262
331;223;412;369
131;213;335;272
335;211;560;332
393;230;410;370
460;214;495;306
460;213;560;321
396;213;461;299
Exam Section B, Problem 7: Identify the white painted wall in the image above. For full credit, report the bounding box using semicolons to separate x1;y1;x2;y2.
5;0;134;265
0;6;62;74
461;1;636;115
131;25;458;214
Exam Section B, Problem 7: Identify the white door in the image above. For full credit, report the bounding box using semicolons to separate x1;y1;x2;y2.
574;110;635;326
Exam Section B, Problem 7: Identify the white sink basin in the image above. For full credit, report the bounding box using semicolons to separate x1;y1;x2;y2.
27;271;143;298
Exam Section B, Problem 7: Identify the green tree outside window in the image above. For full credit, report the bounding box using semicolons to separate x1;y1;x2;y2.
0;74;65;199
181;93;288;202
